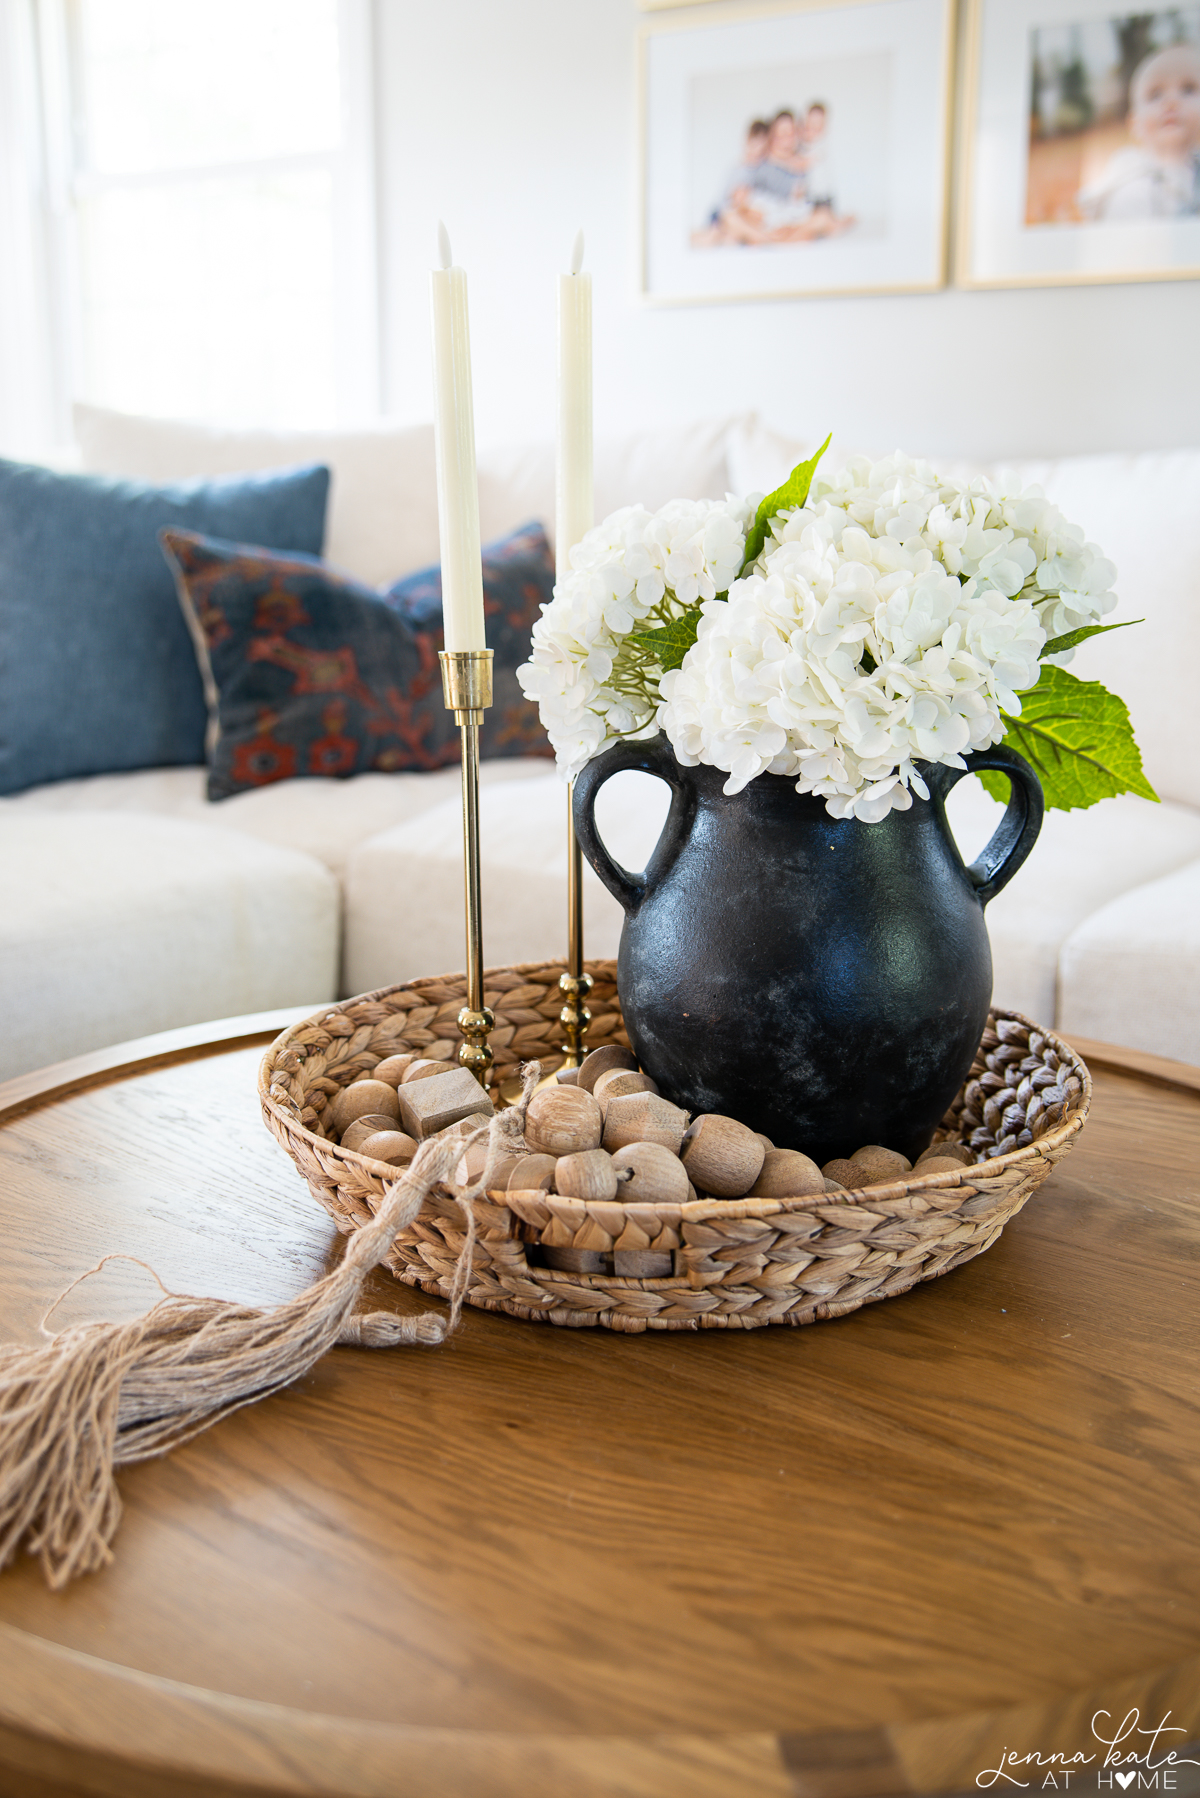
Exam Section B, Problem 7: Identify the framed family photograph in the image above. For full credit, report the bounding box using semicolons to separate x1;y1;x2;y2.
638;0;955;304
959;0;1200;287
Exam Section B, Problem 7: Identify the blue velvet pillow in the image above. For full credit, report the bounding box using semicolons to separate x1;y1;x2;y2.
0;458;330;795
160;520;554;800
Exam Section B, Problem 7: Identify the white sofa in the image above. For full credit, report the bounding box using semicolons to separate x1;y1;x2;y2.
2;407;1198;1081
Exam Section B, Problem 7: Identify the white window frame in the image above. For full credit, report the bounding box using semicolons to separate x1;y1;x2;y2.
26;0;381;441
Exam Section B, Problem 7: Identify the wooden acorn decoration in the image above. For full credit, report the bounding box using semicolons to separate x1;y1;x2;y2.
576;1045;638;1094
330;1080;401;1138
356;1130;418;1167
610;1142;689;1205
340;1114;404;1153
524;1086;603;1157
401;1059;458;1083
592;1068;659;1105
680;1114;765;1199
372;1054;416;1087
749;1148;824;1198
601;1093;689;1155
554;1150;619;1203
507;1154;557;1192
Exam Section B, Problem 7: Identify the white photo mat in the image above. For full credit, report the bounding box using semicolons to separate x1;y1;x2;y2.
959;0;1200;287
639;0;954;304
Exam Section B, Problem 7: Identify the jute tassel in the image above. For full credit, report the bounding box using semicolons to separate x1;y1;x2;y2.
0;1063;540;1591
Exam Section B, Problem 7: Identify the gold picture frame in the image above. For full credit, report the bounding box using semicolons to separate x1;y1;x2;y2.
638;0;956;306
957;0;1200;289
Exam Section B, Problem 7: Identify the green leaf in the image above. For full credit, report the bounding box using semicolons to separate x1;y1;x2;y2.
977;664;1158;811
740;434;832;574
625;603;704;674
1039;618;1143;659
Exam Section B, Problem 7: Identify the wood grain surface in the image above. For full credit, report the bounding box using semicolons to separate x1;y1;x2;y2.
0;1018;1198;1798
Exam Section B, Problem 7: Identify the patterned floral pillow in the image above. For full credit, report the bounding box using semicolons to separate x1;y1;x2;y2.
161;521;554;799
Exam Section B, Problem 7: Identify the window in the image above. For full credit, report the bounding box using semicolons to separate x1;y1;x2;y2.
38;0;378;429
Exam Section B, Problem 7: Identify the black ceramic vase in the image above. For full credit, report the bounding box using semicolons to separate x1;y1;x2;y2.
572;735;1044;1166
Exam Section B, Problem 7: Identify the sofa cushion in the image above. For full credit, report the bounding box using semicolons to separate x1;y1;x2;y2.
0;811;339;1080
989;450;1200;815
0;758;553;880
74;405;440;588
75;401;739;571
1057;859;1200;1067
342;771;672;996
161;522;553;800
0;458;330;796
476;417;739;549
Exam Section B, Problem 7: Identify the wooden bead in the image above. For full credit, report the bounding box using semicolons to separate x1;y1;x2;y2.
554;1150;619;1203
507;1154;556;1192
372;1054;416;1088
555;1067;581;1086
477;1153;527;1190
848;1145;912;1183
593;1068;659;1104
754;1133;775;1153
822;1158;861;1187
397;1069;495;1141
823;1177;846;1192
542;1246;608;1274
435;1112;491;1140
916;1140;973;1168
330;1080;400;1137
610;1142;689;1206
680;1114;765;1199
749;1148;824;1198
355;1130;417;1167
602;1093;689;1156
340;1114;400;1152
612;1249;673;1279
525;1086;603;1157
576;1044;638;1094
913;1155;969;1177
401;1059;457;1084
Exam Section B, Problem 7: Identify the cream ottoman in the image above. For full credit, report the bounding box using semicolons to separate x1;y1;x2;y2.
0;812;339;1080
945;783;1200;1029
1058;859;1200;1065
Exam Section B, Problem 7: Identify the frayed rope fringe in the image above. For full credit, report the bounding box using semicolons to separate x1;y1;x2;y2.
0;1061;541;1591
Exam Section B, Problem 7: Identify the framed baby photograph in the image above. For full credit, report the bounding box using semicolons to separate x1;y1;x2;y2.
638;0;955;304
959;0;1200;287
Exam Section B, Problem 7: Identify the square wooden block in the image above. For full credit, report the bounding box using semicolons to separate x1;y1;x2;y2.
397;1068;495;1140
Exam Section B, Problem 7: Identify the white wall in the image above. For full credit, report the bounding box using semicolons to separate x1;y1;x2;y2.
375;0;1200;463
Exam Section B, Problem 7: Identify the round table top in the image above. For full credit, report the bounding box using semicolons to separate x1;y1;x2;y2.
0;1013;1198;1798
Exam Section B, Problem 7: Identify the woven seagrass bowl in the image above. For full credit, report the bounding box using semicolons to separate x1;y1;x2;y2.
259;959;1092;1333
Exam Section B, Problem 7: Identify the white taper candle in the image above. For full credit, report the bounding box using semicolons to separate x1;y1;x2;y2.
430;223;486;652
556;229;593;585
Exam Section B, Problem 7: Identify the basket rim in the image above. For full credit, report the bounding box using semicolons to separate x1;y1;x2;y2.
258;967;1092;1216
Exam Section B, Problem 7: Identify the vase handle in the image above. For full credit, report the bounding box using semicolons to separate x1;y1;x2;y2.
930;743;1045;907
572;734;692;916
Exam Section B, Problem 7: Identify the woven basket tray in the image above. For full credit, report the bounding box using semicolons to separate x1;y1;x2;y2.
259;959;1091;1333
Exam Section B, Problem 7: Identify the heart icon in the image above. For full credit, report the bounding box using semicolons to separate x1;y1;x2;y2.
1116;1774;1137;1788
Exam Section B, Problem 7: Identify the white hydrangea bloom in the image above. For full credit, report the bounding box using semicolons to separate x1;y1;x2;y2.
658;453;1115;823
517;495;754;778
520;450;1119;821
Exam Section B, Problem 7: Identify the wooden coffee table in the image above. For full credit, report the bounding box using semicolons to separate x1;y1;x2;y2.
0;1014;1198;1798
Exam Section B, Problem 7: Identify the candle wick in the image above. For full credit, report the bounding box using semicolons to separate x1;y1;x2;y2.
570;229;585;276
437;220;453;271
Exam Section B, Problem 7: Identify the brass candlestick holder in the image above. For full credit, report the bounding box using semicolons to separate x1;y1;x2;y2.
439;648;495;1087
558;786;593;1066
